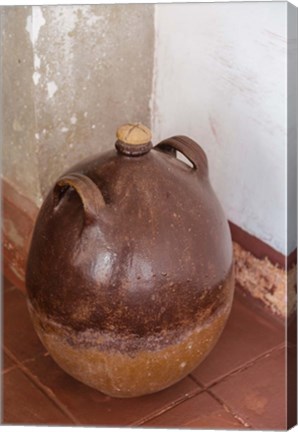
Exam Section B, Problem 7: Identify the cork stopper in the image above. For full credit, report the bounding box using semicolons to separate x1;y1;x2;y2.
115;123;152;156
116;123;152;145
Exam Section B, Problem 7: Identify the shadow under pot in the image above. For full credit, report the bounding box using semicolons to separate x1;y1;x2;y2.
26;123;234;398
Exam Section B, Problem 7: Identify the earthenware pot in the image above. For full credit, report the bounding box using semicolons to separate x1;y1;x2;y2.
26;123;234;397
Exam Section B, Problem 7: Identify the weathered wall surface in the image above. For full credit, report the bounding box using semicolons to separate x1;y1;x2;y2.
2;6;40;203
152;2;291;255
2;5;154;205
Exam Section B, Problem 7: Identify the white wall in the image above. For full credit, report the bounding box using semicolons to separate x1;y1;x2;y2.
152;2;294;255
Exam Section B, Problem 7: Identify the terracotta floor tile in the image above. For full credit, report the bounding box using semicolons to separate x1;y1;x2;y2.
143;390;246;429
3;197;35;252
3;367;73;425
24;354;200;426
3;278;16;293
211;346;286;430
191;291;284;387
2;352;17;373
3;288;46;362
3;278;288;428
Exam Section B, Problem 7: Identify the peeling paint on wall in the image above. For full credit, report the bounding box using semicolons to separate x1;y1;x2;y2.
25;6;45;46
46;81;58;99
2;6;42;206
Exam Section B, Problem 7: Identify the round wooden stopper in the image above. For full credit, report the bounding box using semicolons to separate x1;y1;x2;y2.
116;123;152;145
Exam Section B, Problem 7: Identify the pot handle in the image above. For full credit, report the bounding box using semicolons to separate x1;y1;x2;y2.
53;173;105;225
155;136;208;177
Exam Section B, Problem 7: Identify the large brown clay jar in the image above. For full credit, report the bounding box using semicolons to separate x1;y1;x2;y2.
26;123;234;398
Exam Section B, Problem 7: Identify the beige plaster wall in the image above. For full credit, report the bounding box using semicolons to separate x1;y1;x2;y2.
2;6;40;203
2;5;154;206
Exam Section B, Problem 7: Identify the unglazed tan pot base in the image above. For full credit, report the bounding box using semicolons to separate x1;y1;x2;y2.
28;300;232;398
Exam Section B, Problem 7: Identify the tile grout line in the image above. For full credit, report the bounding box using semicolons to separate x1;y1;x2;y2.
3;283;25;296
16;351;50;366
4;346;80;426
209;342;286;390
2;365;18;375
3;285;17;294
189;374;203;387
190;344;286;430
131;386;203;426
3;279;288;428
191;341;286;390
134;342;287;427
189;374;251;429
2;348;19;374
206;388;251;429
3;351;50;374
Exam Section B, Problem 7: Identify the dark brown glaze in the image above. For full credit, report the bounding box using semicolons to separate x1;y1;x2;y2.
26;131;234;396
27;136;232;333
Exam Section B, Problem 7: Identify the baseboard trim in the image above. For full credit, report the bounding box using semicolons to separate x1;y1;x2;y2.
229;221;297;270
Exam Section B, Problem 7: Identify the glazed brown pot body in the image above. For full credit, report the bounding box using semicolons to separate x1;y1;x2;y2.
26;133;234;397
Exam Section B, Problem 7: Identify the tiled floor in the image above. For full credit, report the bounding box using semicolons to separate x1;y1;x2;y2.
2;278;295;429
